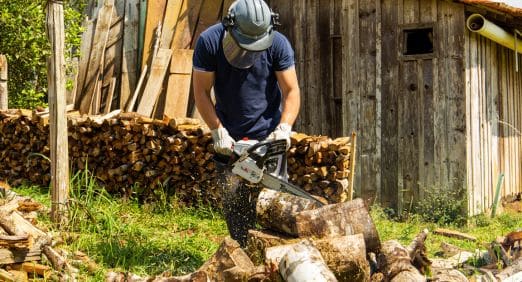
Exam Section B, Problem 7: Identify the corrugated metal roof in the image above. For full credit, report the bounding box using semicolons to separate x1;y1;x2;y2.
459;0;522;17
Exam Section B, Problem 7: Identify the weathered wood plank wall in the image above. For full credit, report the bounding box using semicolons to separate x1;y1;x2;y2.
270;0;468;212
269;0;381;204
466;27;522;215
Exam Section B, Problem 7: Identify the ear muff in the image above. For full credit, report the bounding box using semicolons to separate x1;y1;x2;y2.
223;11;280;30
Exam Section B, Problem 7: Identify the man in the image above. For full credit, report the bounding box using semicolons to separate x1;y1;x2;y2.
192;0;300;247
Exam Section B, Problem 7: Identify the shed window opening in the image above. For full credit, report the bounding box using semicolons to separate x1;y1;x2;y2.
403;28;434;55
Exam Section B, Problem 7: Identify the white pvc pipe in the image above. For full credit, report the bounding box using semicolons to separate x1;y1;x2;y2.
466;13;522;54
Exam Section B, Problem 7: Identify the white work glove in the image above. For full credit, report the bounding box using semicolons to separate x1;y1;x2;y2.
267;123;292;149
211;127;235;156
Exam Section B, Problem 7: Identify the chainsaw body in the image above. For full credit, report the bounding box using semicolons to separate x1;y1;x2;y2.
230;139;324;206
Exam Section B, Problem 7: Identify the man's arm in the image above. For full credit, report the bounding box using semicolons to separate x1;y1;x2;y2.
275;67;300;126
193;69;221;130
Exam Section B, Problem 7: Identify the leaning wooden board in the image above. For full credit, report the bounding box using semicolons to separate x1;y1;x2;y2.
164;49;194;118
136;48;173;117
140;0;167;71
121;0;140;109
78;0;114;114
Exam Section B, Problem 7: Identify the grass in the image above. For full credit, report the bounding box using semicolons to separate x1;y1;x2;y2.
10;175;522;280
12;170;228;281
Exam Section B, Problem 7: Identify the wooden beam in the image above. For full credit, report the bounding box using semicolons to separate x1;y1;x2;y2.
0;54;7;110
46;0;70;226
136;48;173;117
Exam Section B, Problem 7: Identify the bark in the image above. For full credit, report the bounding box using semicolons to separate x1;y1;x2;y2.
277;240;338;282
197;237;255;282
295;198;381;253
266;235;369;281
256;189;320;236
377;240;426;282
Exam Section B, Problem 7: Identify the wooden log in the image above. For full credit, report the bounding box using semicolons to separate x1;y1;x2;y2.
0;211;50;249
377;240;426;282
246;229;298;265
0;54;8;110
265;235;369;281
256;189;321;236
430;268;468;282
0;234;32;249
276;240;338;282
197;237;255;281
433;228;477;242
295;198;381;253
0;248;42;265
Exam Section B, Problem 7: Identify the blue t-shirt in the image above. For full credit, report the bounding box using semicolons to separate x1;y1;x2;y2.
193;23;295;140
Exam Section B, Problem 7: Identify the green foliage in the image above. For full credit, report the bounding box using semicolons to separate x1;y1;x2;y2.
0;0;86;109
414;184;467;225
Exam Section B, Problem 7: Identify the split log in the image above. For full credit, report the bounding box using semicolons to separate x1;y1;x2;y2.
256;189;321;236
0;210;50;248
377;240;426;282
295;198;381;253
407;229;431;274
245;229;298;265
0;234;32;249
265;235;369;281
0;247;42;264
197;237;255;281
277;240;338;282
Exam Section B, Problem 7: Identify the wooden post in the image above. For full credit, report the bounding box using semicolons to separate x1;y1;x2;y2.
0;55;7;110
46;0;69;226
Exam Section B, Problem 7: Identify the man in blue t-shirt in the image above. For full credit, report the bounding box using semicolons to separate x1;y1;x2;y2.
192;0;300;246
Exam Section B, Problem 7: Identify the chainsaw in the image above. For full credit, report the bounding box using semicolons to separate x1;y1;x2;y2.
230;139;324;206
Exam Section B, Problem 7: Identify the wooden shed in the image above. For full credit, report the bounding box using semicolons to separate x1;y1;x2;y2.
266;0;522;215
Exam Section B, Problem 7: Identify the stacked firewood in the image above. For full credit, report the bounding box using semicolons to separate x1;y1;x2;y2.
0;109;355;205
0;185;89;281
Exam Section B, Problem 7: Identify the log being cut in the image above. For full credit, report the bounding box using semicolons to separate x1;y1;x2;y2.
256;189;321;236
295;198;381;253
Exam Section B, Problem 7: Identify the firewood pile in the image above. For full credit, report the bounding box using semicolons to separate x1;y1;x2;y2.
105;193;522;282
0;185;95;281
0;109;356;205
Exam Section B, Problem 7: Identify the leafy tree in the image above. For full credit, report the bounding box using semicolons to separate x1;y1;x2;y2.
0;0;86;109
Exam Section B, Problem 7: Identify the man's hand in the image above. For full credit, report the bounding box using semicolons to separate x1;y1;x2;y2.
211;127;235;156
267;123;292;149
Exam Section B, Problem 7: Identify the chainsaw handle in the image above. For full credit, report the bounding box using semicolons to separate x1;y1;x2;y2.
246;139;287;168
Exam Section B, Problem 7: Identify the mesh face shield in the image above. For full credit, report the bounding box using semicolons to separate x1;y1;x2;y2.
222;31;262;69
